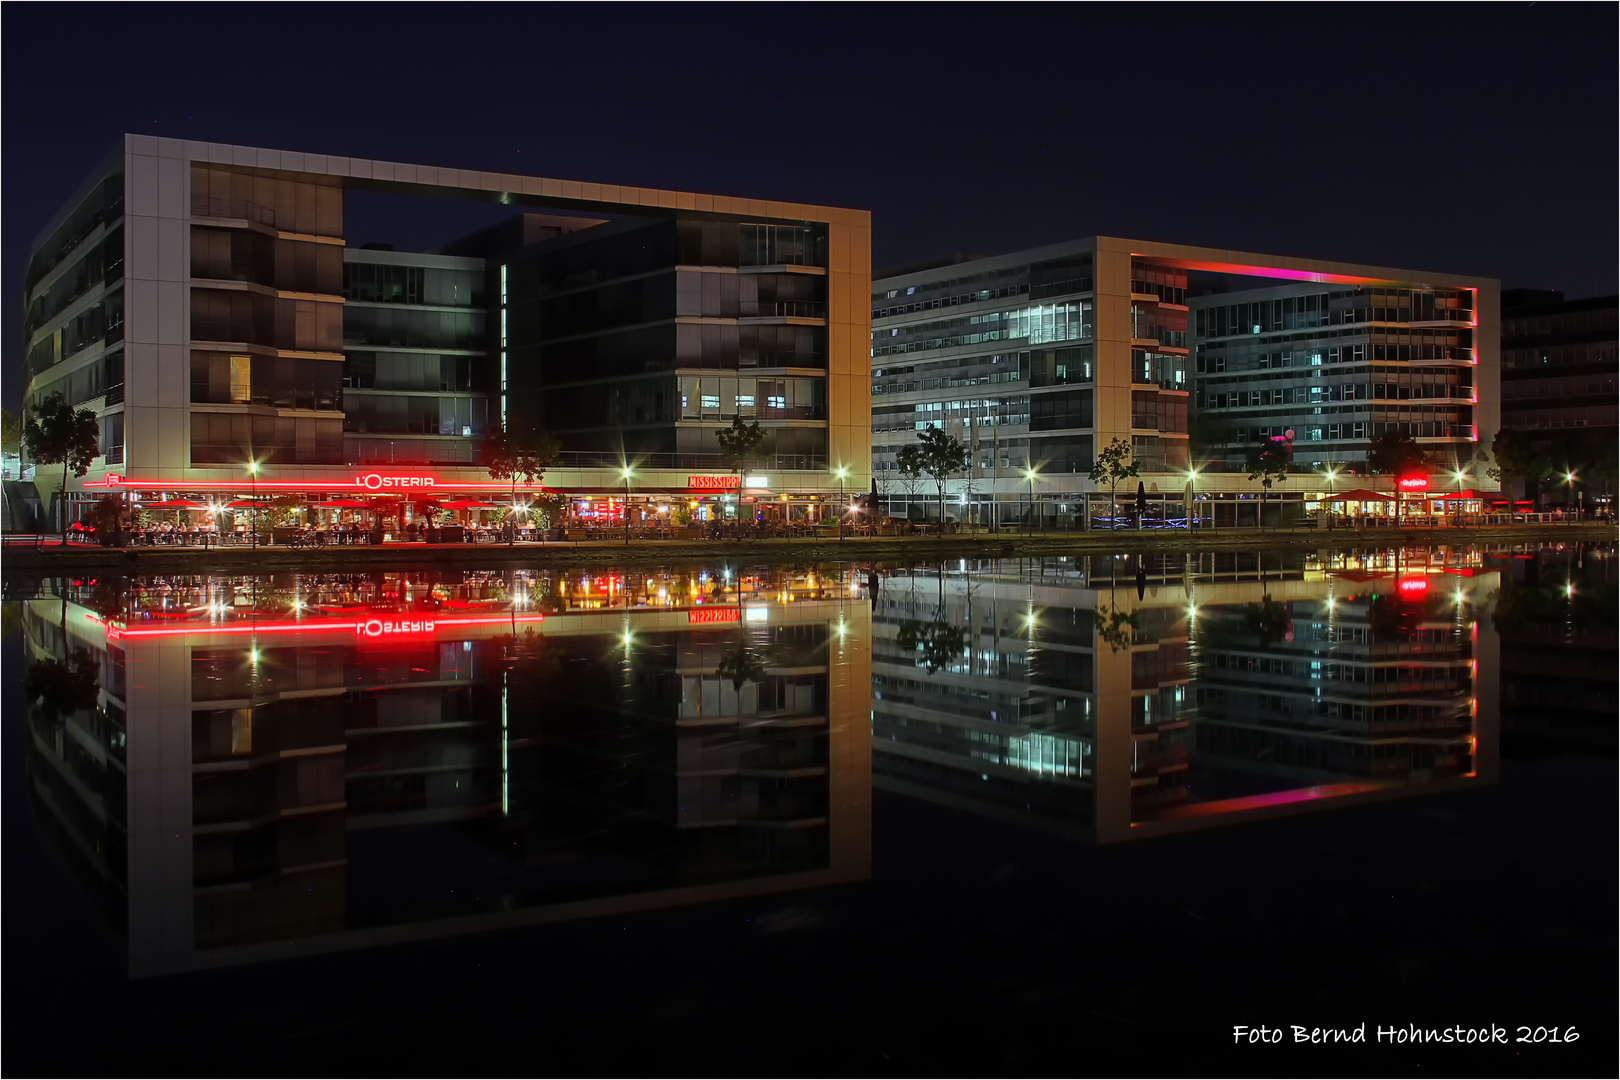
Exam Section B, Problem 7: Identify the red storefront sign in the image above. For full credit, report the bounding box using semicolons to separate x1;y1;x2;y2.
355;473;435;490
688;475;739;490
1397;475;1430;491
687;607;741;624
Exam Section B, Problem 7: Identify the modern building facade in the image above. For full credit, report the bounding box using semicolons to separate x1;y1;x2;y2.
1498;290;1617;507
20;137;872;527
871;238;1499;523
1190;281;1485;476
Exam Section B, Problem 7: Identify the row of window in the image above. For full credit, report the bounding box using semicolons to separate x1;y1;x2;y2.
189;412;344;465
193;289;342;352
24;226;124;344
190;352;344;411
873;301;1095;357
192;227;343;295
344;262;483;307
342;393;488;437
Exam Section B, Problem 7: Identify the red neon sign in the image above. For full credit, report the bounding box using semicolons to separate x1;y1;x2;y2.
84;472;550;493
1397;475;1429;491
688;475;739;490
90;612;541;641
687;607;741;625
355;473;434;491
1397;577;1430;595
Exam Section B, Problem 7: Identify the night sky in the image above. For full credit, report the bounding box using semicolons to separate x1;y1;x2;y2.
5;4;1616;411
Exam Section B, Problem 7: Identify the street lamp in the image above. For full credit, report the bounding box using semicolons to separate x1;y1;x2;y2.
1186;467;1199;531
621;465;633;546
835;466;848;541
1565;471;1578;520
248;460;259;549
1024;467;1038;536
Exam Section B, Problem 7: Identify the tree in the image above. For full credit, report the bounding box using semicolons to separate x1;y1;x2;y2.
914;426;968;525
1245;440;1291;528
22;391;100;540
482;423;561;544
1485;428;1546;507
895;444;924;519
715;417;767;514
1088;436;1139;520
1366;430;1429;477
716;634;769;690
1;408;20;456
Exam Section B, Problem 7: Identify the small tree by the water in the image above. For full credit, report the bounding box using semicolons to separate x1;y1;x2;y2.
22;391;99;540
1088;437;1138;518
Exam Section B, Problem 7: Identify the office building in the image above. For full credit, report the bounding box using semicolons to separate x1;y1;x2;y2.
1190;281;1487;476
1498;290;1617;507
19;137;871;528
871;239;1498;524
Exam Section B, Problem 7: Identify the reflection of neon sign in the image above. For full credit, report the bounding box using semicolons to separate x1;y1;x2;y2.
357;618;434;637
1397;476;1429;491
89;612;540;640
1397;577;1430;595
356;474;435;490
687;607;740;624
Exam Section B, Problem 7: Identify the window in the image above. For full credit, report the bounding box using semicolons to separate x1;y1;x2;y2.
701;394;720;409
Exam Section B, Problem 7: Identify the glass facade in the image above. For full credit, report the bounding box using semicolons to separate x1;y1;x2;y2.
503;216;832;462
339;252;493;465
1191;285;1478;471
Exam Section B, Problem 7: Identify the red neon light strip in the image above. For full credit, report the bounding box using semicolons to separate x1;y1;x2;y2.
91;612;544;640
83;478;559;492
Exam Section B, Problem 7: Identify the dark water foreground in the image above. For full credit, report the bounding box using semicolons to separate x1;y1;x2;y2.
5;544;1614;1076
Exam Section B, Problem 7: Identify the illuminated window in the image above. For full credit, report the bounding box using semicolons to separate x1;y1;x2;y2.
229;355;251;404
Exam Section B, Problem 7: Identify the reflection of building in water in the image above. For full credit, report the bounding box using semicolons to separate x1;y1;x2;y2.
872;551;1498;842
17;572;869;977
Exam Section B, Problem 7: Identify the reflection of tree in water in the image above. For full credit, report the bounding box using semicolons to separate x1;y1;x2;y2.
1491;569;1617;637
1092;605;1139;652
24;649;100;725
1243;595;1293;646
896;619;966;674
716;633;769;689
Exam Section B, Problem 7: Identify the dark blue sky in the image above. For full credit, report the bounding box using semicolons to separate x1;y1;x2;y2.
6;3;1616;410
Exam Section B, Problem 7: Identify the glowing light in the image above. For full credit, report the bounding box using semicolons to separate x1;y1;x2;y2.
1565;472;1576;483
249;648;260;664
621;629;634;649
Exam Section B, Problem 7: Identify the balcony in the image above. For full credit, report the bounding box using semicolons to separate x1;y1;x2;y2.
191;196;278;228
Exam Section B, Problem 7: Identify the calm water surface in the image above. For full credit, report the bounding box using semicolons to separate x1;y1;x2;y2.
5;544;1614;1075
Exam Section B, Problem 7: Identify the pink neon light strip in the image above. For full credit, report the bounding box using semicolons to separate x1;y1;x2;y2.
90;612;544;640
1148;782;1386;821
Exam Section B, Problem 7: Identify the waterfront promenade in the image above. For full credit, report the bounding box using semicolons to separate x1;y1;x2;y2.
3;521;1613;571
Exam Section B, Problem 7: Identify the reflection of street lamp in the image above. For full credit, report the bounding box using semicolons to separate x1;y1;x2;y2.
621;465;633;547
1024;467;1038;536
835;466;848;541
248;460;259;548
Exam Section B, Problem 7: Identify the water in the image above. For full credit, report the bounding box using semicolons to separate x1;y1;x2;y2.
5;544;1615;1074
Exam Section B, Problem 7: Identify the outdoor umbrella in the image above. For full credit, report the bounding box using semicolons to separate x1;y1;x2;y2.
316;499;373;508
439;500;499;509
1433;489;1482;499
223;500;262;508
143;499;208;508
